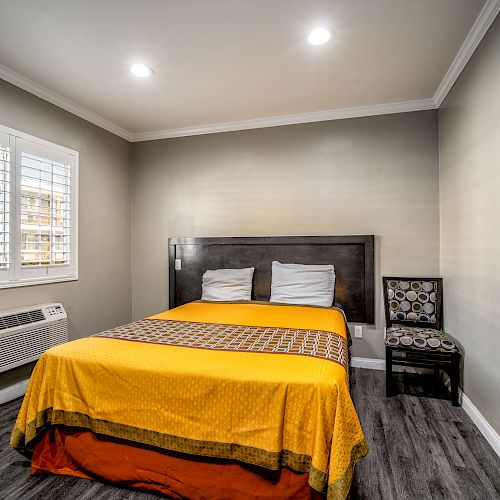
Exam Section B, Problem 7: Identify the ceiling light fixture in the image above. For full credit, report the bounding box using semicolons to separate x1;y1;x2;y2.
129;63;154;78
307;27;332;46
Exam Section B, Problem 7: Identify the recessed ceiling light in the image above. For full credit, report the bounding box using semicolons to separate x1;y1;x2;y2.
307;27;332;46
129;63;154;78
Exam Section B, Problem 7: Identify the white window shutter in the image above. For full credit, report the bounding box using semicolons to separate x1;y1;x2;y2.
0;132;12;284
0;125;78;288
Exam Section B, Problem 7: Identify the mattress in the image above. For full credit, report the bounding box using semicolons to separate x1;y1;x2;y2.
11;301;367;499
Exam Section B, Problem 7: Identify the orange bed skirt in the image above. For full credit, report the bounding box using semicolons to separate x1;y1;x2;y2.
32;427;326;499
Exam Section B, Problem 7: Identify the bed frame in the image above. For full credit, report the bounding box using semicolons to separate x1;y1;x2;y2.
169;235;375;324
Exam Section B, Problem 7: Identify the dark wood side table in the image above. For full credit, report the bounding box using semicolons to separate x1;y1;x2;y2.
386;345;461;406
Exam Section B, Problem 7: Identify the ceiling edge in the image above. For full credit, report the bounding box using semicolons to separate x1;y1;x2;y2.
130;99;437;142
433;0;500;106
0;63;133;141
0;0;497;142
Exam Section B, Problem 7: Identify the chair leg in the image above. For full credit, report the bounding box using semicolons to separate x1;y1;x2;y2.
450;353;460;407
386;346;393;397
433;365;440;397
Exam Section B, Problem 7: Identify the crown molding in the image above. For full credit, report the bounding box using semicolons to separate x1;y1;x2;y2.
0;62;435;141
0;1;497;142
433;0;500;106
0;63;133;141
129;1;499;142
130;99;437;142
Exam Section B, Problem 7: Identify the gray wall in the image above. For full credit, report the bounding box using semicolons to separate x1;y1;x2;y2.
131;111;440;358
1;19;497;436
0;80;132;389
439;17;500;433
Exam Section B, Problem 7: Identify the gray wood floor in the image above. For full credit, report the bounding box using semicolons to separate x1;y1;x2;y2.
350;368;500;500
0;368;499;499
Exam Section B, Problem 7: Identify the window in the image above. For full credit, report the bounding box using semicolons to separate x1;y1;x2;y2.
0;125;78;288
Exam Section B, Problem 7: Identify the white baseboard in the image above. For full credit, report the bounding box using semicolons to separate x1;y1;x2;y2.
353;359;500;459
351;357;386;370
352;358;499;457
0;378;29;405
351;356;418;373
461;391;500;457
441;375;500;458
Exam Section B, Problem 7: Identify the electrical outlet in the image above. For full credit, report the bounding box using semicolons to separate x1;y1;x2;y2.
354;325;363;339
174;259;182;270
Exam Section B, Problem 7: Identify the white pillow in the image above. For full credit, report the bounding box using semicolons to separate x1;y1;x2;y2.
270;261;335;308
201;267;255;301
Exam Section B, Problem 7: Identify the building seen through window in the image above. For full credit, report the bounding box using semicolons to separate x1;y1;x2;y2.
20;153;71;267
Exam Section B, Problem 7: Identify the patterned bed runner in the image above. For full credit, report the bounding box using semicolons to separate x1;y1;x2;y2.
94;319;349;370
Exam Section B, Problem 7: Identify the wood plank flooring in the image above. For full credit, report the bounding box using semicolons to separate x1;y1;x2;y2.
350;368;500;500
0;368;498;499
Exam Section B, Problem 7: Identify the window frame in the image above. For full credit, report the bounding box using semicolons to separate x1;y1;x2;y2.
0;124;79;289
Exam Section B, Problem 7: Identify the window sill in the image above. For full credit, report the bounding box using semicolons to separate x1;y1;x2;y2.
0;275;78;289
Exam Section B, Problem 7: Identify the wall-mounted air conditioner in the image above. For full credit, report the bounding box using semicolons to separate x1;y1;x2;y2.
0;303;68;373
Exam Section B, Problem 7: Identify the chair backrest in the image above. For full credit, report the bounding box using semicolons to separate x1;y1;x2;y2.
382;277;443;330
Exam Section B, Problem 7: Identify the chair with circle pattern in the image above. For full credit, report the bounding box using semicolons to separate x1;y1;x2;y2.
382;277;461;406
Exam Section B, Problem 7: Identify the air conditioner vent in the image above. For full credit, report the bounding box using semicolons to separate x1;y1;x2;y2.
0;309;45;331
29;309;45;322
0;303;68;373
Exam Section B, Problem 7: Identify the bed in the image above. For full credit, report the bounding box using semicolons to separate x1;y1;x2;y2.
12;235;374;500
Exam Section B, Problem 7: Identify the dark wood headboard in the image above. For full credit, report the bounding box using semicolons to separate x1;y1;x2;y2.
169;235;375;324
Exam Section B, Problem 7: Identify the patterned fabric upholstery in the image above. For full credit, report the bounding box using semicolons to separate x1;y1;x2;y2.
386;279;439;324
384;326;458;352
382;276;454;351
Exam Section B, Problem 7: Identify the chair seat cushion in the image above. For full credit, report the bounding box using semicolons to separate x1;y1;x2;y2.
385;326;458;352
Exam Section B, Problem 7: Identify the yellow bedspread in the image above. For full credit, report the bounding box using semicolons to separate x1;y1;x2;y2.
12;301;367;500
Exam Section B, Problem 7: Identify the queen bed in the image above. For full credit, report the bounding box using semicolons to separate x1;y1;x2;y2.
12;235;374;500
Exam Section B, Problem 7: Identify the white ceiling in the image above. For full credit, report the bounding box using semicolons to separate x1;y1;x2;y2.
0;0;496;141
